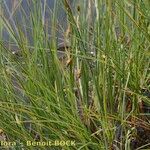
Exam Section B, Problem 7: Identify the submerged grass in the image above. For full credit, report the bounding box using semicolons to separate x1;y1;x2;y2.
0;0;150;150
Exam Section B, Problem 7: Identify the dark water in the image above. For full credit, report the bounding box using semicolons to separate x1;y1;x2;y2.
1;0;98;55
1;0;76;46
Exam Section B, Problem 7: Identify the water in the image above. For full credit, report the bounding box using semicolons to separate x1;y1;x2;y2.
1;0;75;46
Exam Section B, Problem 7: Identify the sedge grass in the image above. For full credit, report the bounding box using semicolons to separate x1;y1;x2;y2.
0;0;150;150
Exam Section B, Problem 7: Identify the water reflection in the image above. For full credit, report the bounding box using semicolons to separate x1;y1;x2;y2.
1;0;72;47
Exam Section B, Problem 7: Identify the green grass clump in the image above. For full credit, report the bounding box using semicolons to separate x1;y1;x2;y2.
0;0;150;150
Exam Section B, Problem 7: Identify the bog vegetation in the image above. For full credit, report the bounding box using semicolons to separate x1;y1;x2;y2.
0;0;150;150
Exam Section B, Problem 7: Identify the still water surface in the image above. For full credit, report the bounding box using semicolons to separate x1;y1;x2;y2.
1;0;76;45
